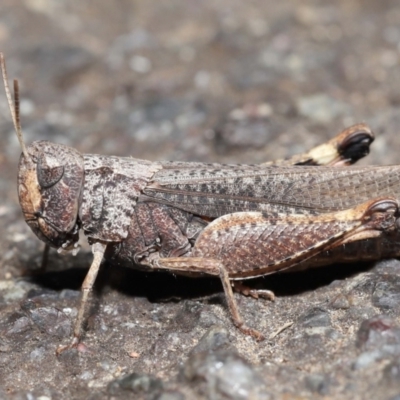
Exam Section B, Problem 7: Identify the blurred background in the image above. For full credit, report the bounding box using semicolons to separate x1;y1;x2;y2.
1;1;400;398
1;0;400;207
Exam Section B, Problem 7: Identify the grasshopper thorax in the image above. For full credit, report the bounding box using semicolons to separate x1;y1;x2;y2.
18;141;84;250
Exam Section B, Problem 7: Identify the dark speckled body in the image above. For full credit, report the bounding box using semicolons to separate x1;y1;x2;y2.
14;122;400;341
17;127;400;276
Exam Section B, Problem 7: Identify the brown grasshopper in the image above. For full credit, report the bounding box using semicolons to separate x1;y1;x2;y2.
2;53;400;351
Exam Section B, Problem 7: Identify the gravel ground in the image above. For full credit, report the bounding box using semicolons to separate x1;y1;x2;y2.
1;1;400;399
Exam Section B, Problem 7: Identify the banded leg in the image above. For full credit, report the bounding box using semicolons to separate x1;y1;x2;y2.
246;123;374;297
151;198;398;339
191;197;398;278
262;123;374;167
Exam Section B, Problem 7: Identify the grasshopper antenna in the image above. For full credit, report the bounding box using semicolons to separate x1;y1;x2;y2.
0;53;31;161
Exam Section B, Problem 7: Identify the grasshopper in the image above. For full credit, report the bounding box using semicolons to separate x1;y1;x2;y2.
2;53;400;351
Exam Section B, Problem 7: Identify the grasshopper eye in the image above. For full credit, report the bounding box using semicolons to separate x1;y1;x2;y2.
37;154;65;189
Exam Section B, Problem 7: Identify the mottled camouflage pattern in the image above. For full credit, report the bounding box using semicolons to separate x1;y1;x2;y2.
17;126;400;272
80;154;162;242
191;198;399;278
15;122;400;342
143;163;400;217
18;141;84;249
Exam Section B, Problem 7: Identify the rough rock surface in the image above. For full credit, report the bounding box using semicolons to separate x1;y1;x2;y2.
1;1;400;399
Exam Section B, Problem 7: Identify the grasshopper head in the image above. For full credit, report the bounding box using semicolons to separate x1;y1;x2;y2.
18;141;85;250
0;54;84;252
